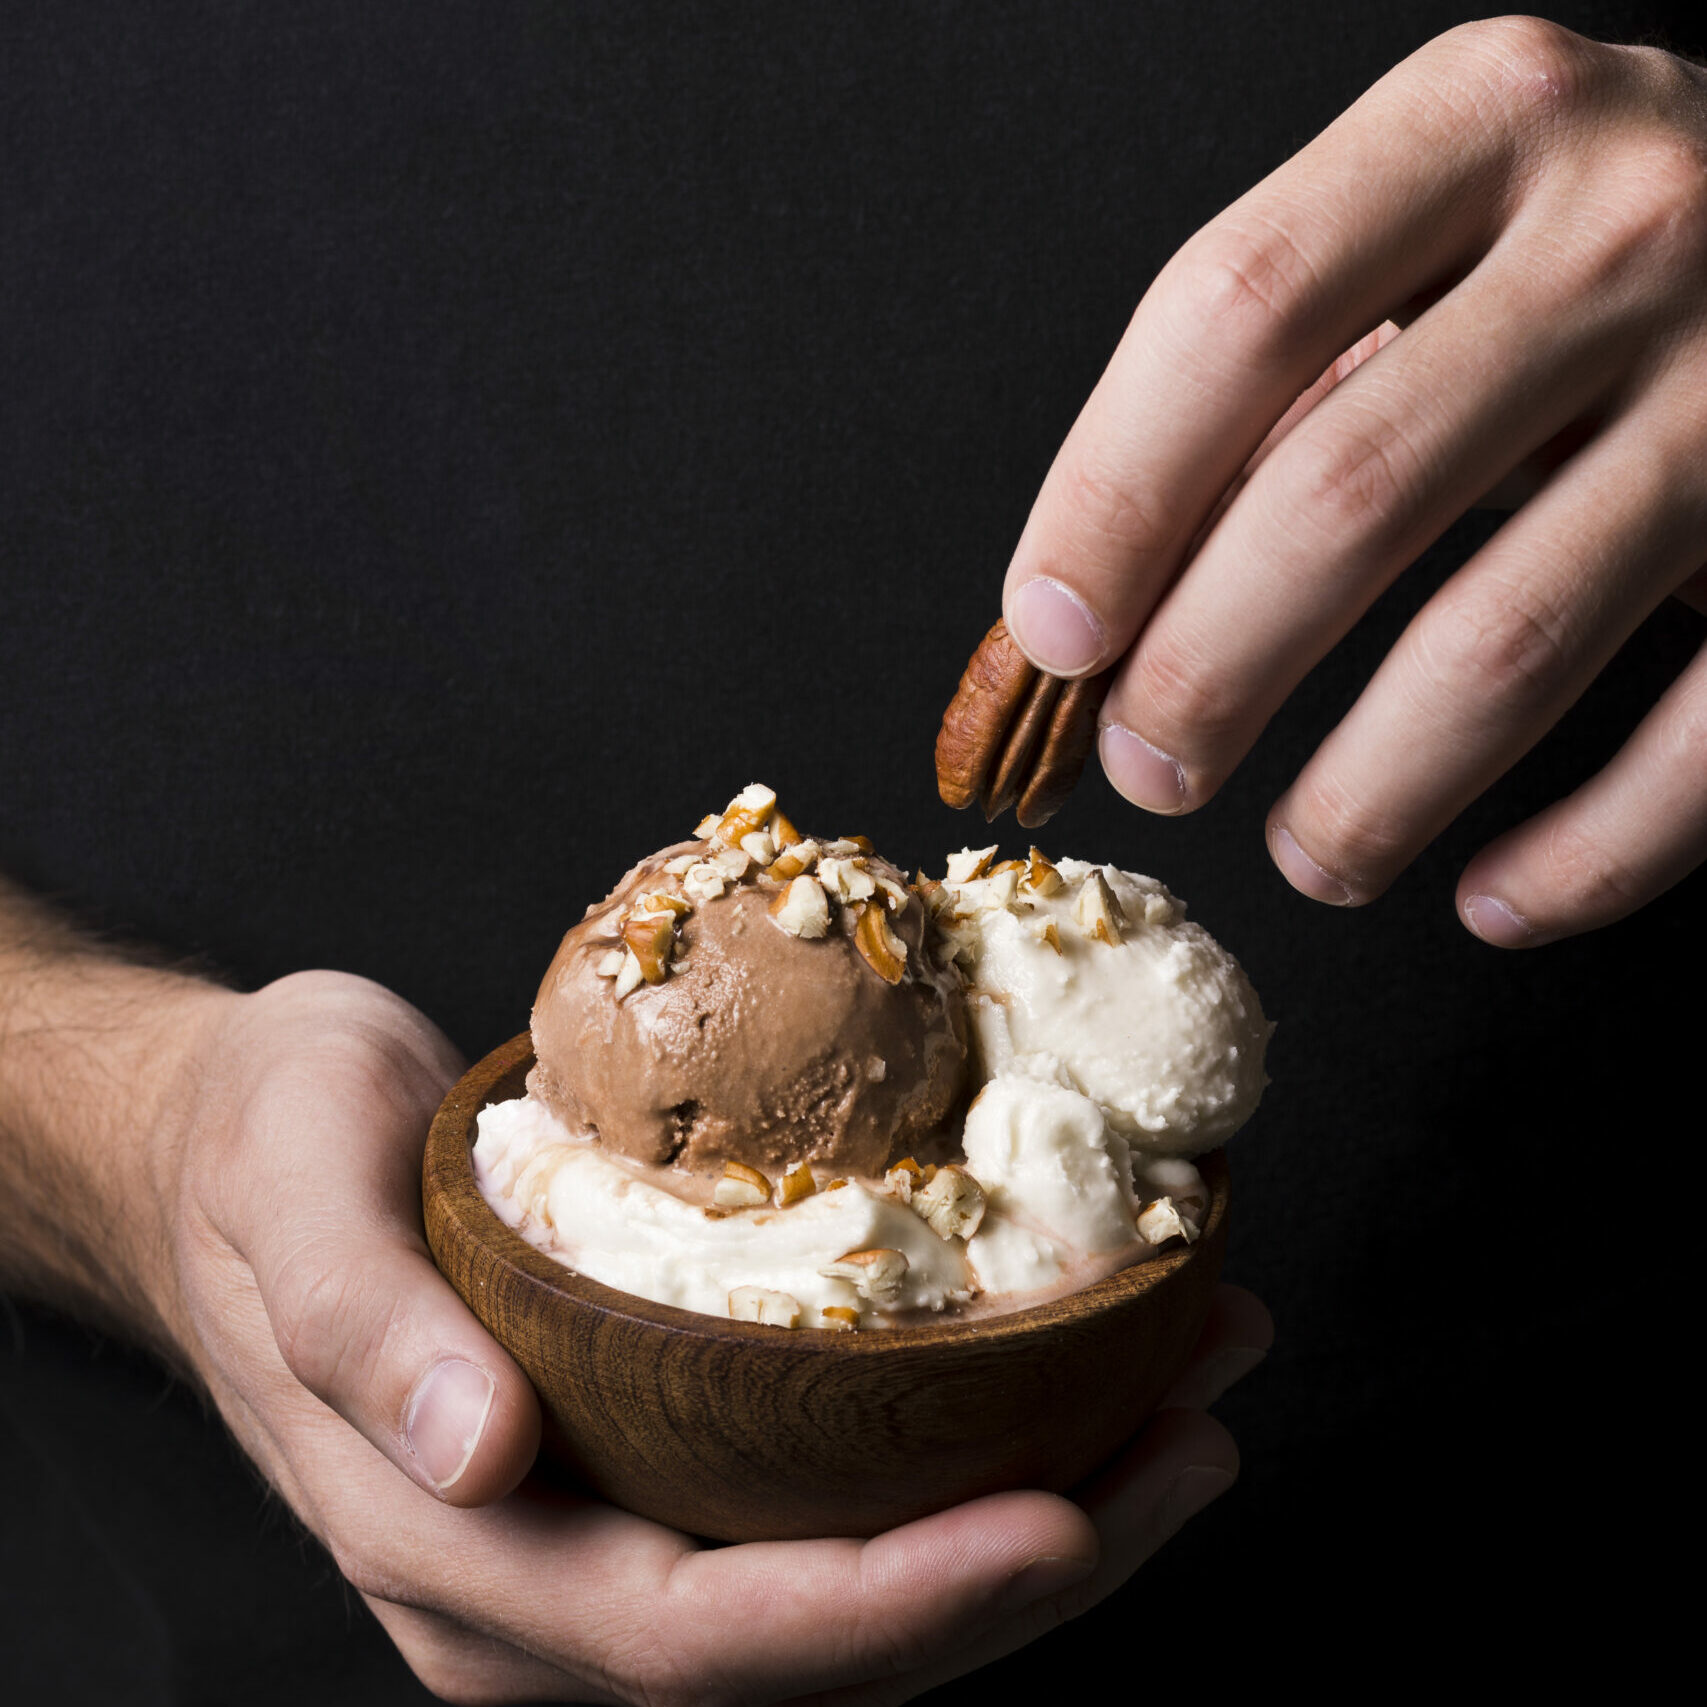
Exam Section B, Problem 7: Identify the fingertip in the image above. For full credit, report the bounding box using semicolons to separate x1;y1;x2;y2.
1460;890;1543;949
1004;576;1110;678
1099;721;1190;814
1266;821;1359;906
406;1350;541;1507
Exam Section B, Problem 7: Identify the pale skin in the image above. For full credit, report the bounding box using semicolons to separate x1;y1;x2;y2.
7;15;1702;1703
1002;19;1707;946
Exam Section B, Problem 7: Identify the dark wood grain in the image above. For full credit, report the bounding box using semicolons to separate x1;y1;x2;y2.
424;1033;1229;1543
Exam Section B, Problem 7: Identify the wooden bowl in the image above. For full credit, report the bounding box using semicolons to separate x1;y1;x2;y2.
424;1032;1229;1542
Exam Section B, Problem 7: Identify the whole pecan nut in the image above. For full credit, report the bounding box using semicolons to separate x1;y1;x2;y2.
935;620;1110;828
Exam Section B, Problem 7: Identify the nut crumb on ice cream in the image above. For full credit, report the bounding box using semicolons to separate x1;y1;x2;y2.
473;786;1272;1331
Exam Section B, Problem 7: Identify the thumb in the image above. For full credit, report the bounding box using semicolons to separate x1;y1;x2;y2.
231;1025;541;1505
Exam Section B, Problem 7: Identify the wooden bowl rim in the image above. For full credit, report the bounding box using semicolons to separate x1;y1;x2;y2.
426;1031;1228;1356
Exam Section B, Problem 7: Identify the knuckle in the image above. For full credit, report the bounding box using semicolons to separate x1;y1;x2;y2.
1172;217;1322;359
1564;141;1707;298
1293;768;1410;878
1285;417;1421;536
1055;453;1178;560
269;1254;404;1404
1538;817;1646;919
1132;629;1245;752
1447;15;1597;119
1414;580;1577;722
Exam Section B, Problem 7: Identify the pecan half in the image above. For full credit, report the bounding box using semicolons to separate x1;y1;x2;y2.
935;620;1111;828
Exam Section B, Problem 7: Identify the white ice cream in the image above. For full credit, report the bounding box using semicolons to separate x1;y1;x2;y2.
947;858;1271;1157
474;849;1268;1327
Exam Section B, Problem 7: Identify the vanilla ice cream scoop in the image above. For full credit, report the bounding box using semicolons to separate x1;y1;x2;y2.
935;852;1271;1157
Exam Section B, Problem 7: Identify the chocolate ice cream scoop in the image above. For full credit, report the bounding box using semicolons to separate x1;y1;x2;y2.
528;791;967;1177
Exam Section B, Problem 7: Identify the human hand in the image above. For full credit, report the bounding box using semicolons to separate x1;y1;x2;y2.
155;970;1265;1704
1001;17;1707;946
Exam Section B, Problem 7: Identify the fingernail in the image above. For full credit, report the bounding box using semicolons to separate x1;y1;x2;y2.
405;1359;495;1492
1155;1465;1236;1542
1463;893;1536;948
997;1553;1097;1614
1269;826;1354;906
1100;723;1187;813
1162;1346;1267;1411
1007;577;1106;676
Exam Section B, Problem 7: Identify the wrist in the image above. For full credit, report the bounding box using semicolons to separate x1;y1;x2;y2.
0;896;239;1364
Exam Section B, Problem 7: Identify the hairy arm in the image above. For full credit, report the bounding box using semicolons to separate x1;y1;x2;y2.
0;877;223;1360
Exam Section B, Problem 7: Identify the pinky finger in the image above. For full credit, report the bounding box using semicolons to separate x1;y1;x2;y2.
1458;636;1707;947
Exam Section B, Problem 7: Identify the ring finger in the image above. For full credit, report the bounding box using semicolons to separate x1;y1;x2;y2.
1267;382;1706;906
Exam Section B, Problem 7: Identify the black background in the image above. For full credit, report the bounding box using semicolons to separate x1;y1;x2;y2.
2;3;1701;1701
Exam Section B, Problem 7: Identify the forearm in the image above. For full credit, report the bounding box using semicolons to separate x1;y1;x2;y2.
0;877;229;1359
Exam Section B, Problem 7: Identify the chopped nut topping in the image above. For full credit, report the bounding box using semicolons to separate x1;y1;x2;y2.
740;828;778;865
820;1305;860;1331
820;838;863;858
824;1178;847;1191
852;901;909;985
945;845;999;884
1030;918;1064;955
623;912;677;984
713;1160;772;1208
817;856;877;903
874;872;911;912
663;854;699;876
884;1156;925;1201
949;867;1020;914
1072;869;1125;945
770;873;831;939
819;1247;909;1303
1136;1196;1199;1246
912;875;948;915
846;834;875;853
694;813;722;838
913;1164;986;1240
682;862;729;904
1023;847;1064;897
776;1164;817;1206
771;809;803;848
766;838;821;881
728;1285;801;1327
594;948;628;978
988;858;1026;877
710;846;752;881
635;891;691;917
733;782;778;816
612;949;645;1000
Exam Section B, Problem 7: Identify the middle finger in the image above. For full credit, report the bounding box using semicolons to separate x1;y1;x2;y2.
1097;218;1641;814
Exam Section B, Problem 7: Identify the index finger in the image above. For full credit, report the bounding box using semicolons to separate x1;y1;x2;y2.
1000;23;1538;678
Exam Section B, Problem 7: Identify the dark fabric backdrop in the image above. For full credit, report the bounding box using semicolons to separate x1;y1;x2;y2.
2;3;1700;1702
